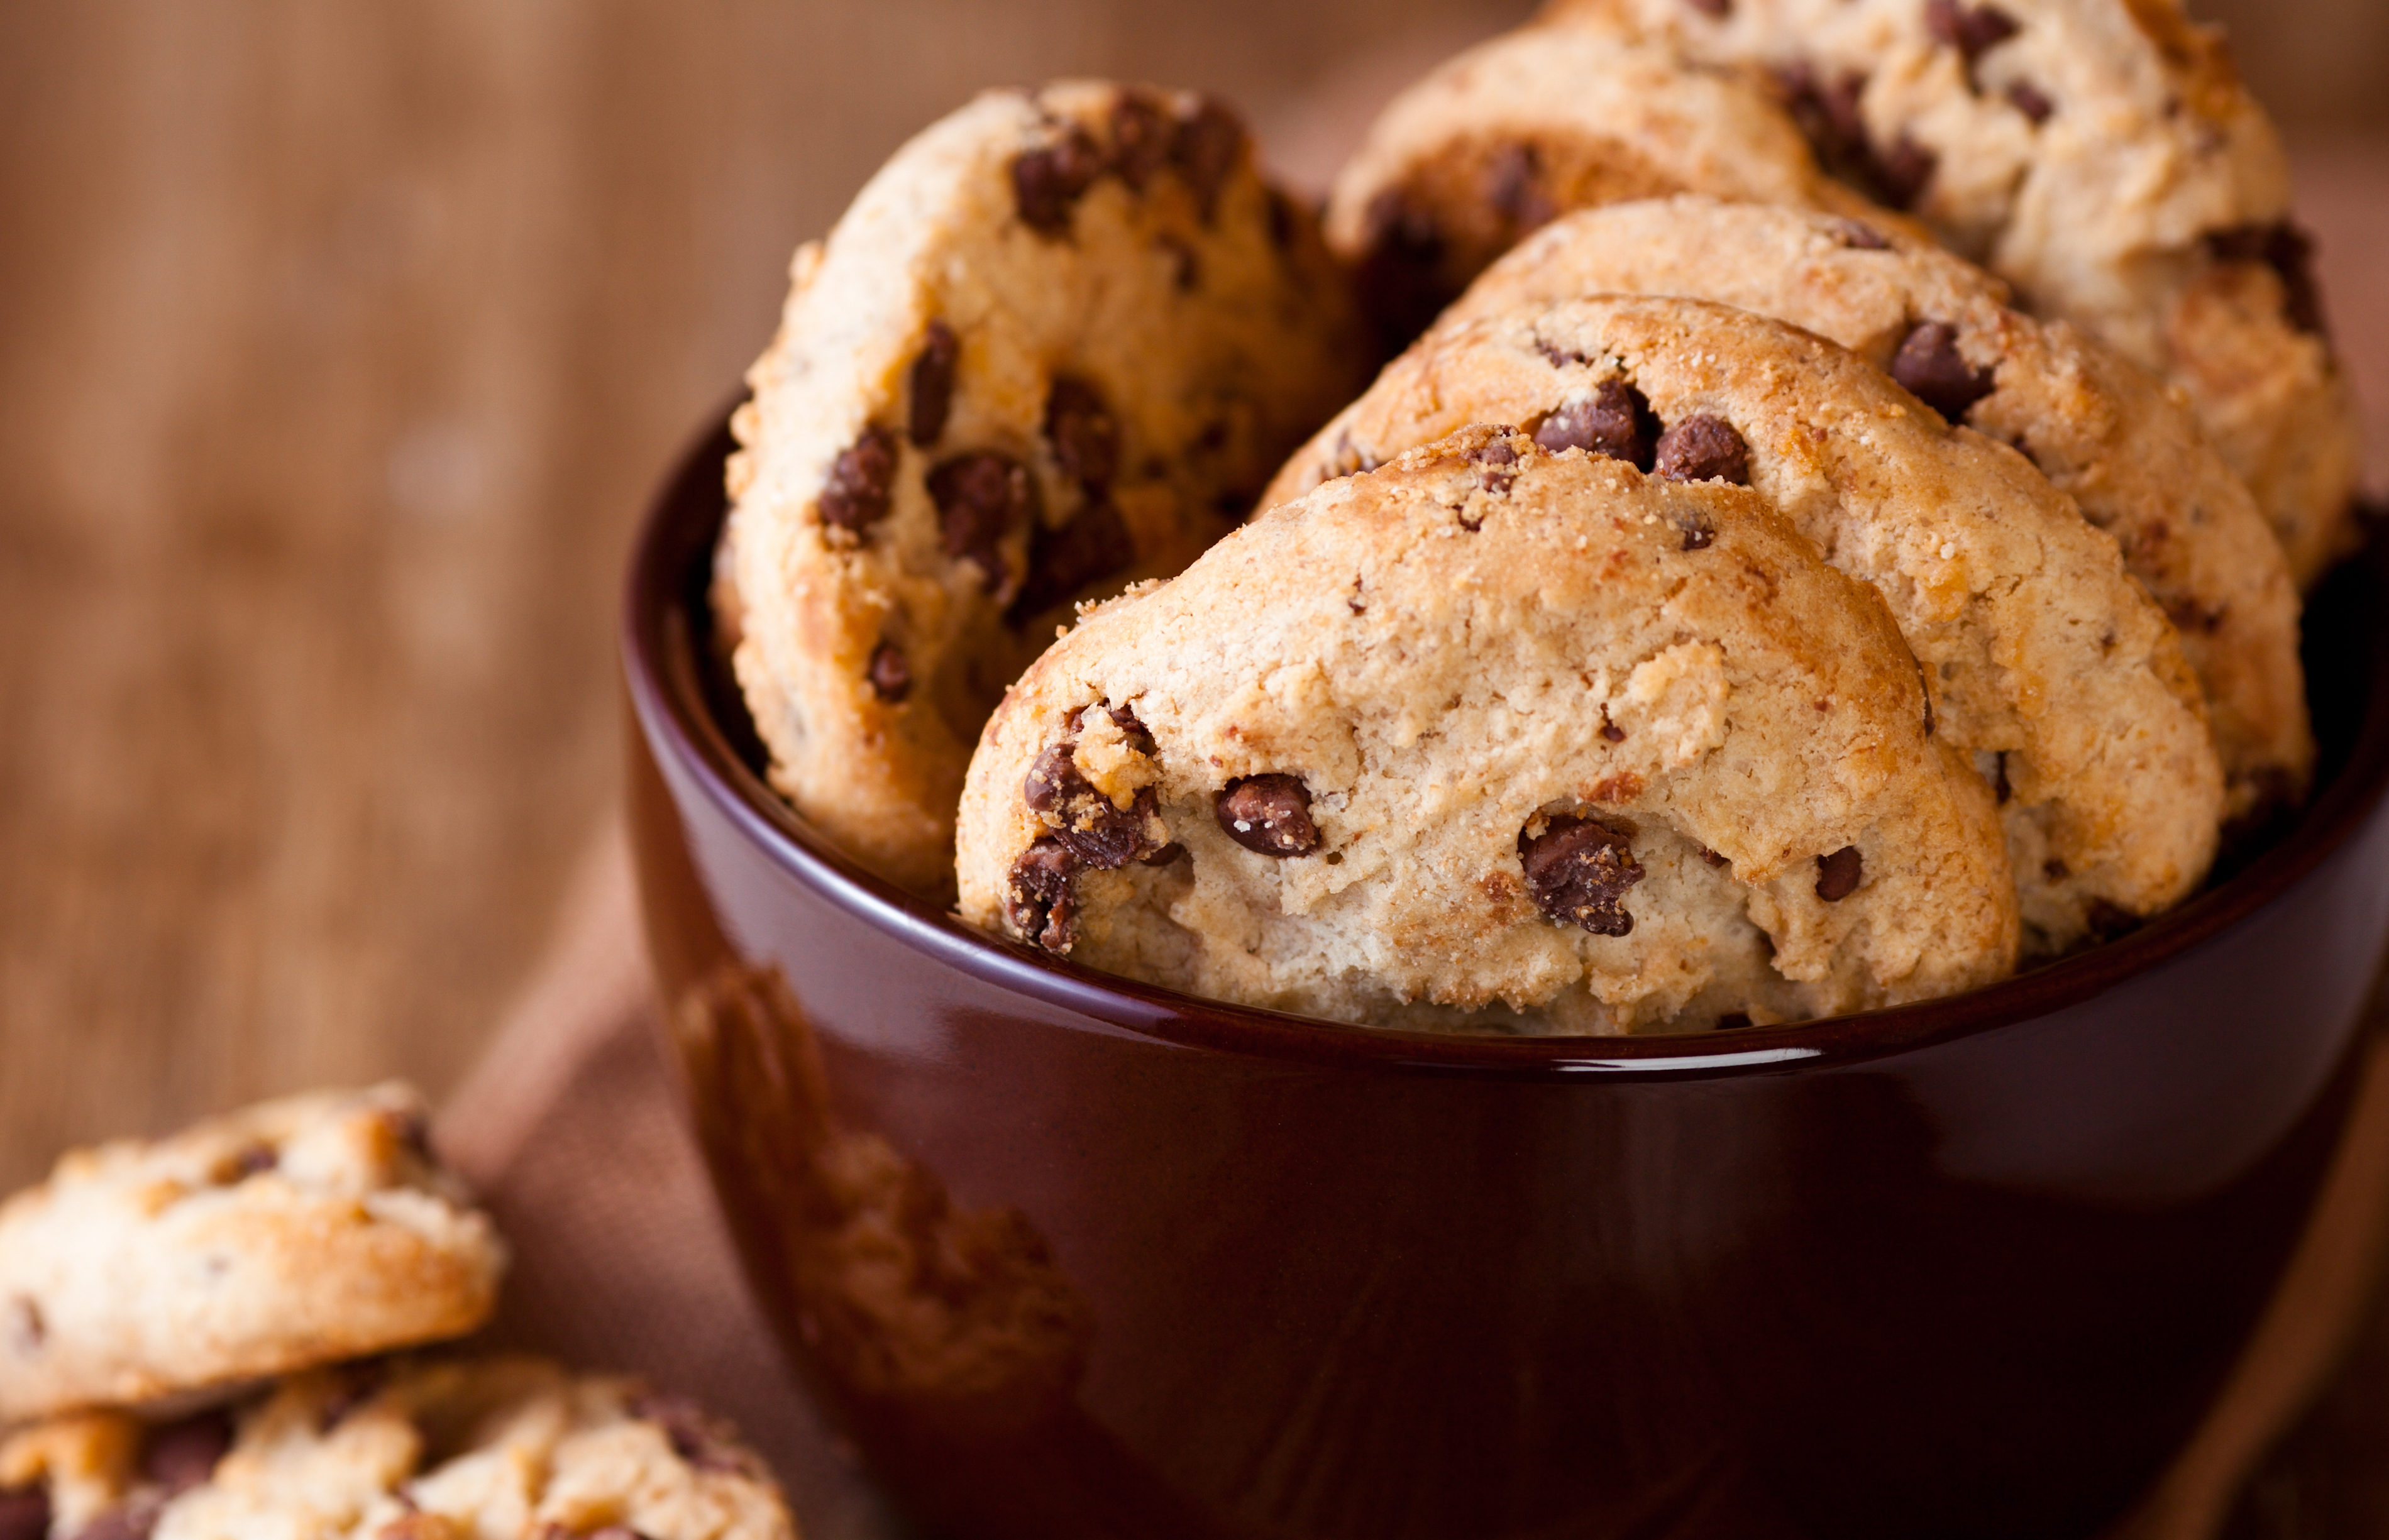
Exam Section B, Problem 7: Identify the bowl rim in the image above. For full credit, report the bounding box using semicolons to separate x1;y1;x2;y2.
624;410;2389;1081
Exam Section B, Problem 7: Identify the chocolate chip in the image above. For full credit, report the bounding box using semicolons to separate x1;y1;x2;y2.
1714;1012;1753;1030
1599;712;1626;744
1356;190;1450;354
1108;89;1172;190
1010;501;1135;622
1891;321;1996;422
1654;415;1749;487
817;425;899;533
867;642;910;703
1023;744;1083;813
1701;846;1731;868
1814;845;1864;901
1140;842;1187;867
5;1295;41;1355
1023;741;1161;868
1005;839;1080;951
1775;63;1874;190
76;1498;161;1540
1486;142;1556;234
2208;222;2324;335
217;1142;276;1183
1875;135;1938;210
907;322;958;448
630;1393;751;1476
1926;0;2021;70
1775;64;1936;209
1068;701;1155;755
1533;380;1658;470
927;451;1036;590
2007;80;2055;124
0;1487;50;1540
1534;337;1594;370
1468;436;1521;496
1835;219;1892;250
1264;187;1300;252
1170;97;1246;220
1013;125;1104;236
1215;775;1320;857
141;1411;233;1494
1044;375;1120;493
1685;0;1730;14
382;1105;434;1164
317;1360;390;1431
1520;817;1645;936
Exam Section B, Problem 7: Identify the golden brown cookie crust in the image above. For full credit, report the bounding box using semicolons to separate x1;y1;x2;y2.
959;427;2020;1033
1267;295;2225;953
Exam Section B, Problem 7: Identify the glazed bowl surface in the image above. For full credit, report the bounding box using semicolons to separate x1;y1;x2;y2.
626;415;2389;1540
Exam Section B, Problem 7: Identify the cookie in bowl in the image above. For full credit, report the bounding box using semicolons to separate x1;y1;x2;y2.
1539;0;2364;585
1264;294;2226;954
722;81;1368;897
958;426;2019;1033
0;1084;504;1426
1442;195;2312;832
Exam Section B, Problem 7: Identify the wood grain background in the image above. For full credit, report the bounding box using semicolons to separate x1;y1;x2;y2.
0;1;2385;1529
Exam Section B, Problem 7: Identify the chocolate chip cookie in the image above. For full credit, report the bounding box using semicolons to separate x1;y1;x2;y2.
0;1086;504;1425
957;427;2019;1033
1447;195;2311;828
1266;295;2225;953
1321;20;1904;351
723;81;1368;896
1543;0;2363;584
0;1358;792;1540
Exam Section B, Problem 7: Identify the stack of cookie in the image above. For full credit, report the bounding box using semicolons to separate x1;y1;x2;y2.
719;0;2363;1035
0;1087;797;1540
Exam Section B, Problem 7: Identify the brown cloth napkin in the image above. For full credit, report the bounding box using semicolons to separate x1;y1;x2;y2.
431;821;2389;1540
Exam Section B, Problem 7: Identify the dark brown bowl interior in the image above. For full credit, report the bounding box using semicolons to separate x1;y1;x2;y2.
627;414;2389;1539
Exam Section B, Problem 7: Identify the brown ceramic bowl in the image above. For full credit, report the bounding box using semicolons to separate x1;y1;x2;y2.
626;415;2389;1540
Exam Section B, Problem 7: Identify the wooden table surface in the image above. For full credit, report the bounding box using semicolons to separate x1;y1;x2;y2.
3;3;2386;1530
